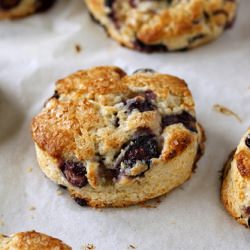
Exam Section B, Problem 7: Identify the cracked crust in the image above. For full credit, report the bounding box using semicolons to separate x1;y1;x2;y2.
31;66;205;208
0;231;71;250
221;128;250;227
85;0;237;52
0;0;56;19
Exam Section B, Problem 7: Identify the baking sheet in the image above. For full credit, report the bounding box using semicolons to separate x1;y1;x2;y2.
0;0;250;249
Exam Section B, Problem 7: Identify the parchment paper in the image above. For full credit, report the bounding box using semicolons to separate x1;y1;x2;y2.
0;0;250;249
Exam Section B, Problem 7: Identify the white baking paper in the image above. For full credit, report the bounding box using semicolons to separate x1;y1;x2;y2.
0;0;250;249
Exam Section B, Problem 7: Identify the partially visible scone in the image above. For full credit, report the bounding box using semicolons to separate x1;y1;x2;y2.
221;128;250;227
31;66;205;208
0;231;71;250
0;0;56;19
85;0;237;52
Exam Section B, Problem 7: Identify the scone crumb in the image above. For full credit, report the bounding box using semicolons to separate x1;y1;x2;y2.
56;187;64;196
129;244;136;249
213;104;242;122
82;243;96;250
0;217;4;227
75;44;82;53
138;197;161;208
28;206;36;211
26;167;33;173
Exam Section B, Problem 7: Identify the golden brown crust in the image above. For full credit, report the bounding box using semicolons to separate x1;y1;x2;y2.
32;66;204;207
0;0;56;20
0;231;71;250
85;0;237;52
32;66;195;160
161;128;193;161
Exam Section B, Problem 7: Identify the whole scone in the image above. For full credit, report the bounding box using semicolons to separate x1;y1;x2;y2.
0;0;56;19
85;0;237;52
221;129;250;227
31;66;205;208
0;231;71;250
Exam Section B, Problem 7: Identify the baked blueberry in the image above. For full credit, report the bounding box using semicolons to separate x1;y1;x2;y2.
162;111;197;133
60;161;87;188
245;134;250;148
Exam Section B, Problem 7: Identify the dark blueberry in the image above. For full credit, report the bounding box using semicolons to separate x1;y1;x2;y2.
114;128;160;176
125;91;156;113
125;95;155;113
105;0;120;29
224;15;236;30
74;197;88;207
245;206;250;215
133;68;156;74
0;0;21;10
133;39;168;53
52;90;60;99
58;184;67;190
203;11;210;21
114;116;120;127
129;0;136;8
144;90;157;101
36;0;56;12
248;217;250;228
105;0;115;8
99;167;118;183
162;111;197;133
245;134;250;148
60;161;87;188
177;47;189;52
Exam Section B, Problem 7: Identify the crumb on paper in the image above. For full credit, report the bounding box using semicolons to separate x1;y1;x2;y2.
56;187;63;196
0;218;4;227
213;104;242;122
75;44;82;53
28;206;36;211
129;244;136;249
26;167;33;173
138;197;161;208
82;243;96;250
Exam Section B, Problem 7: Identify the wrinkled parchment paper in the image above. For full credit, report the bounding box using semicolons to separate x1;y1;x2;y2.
0;0;250;249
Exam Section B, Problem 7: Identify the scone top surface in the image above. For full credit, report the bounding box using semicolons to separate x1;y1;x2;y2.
85;0;237;52
0;231;71;250
221;128;250;227
32;66;203;207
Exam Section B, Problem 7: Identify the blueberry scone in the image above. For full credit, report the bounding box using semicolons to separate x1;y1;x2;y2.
221;129;250;227
85;0;237;52
0;231;71;250
31;66;205;208
0;0;56;19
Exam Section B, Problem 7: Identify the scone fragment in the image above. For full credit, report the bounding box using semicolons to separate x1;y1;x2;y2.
85;0;237;52
0;231;71;250
31;66;205;208
221;129;250;227
0;0;56;19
